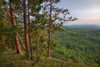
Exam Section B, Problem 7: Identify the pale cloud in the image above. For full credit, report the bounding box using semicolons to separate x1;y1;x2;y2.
57;0;100;25
72;7;100;20
89;17;100;20
69;7;100;25
91;0;99;2
72;7;100;16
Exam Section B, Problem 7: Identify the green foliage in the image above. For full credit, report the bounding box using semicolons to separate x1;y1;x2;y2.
52;27;100;65
0;0;98;67
1;50;98;67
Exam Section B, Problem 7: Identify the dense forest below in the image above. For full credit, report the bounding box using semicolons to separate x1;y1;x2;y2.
0;0;100;67
0;25;100;67
52;26;100;65
65;25;100;30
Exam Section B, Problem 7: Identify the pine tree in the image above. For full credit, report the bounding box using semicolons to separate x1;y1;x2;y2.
24;0;31;58
43;0;77;57
10;0;22;54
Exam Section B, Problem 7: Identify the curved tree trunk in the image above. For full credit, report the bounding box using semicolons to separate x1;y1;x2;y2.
17;34;26;50
15;33;22;53
10;0;22;54
4;4;25;51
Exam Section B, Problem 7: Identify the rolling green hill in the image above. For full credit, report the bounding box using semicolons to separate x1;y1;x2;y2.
0;49;98;67
64;25;100;30
0;26;100;67
51;26;100;65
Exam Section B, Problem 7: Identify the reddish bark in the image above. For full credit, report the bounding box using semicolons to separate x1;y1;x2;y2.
1;45;3;49
28;1;34;60
17;34;26;50
2;37;6;47
15;34;22;53
24;0;31;58
10;0;22;54
4;4;25;51
8;37;10;49
3;4;11;20
1;37;5;49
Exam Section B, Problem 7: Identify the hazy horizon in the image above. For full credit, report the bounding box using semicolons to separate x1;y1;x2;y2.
57;0;100;25
63;23;100;26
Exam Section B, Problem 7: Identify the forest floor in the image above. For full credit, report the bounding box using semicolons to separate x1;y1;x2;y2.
0;49;98;67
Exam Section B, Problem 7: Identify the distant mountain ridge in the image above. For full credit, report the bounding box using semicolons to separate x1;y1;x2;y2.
64;24;100;30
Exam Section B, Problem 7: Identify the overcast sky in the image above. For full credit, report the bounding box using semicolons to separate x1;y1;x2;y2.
57;0;100;25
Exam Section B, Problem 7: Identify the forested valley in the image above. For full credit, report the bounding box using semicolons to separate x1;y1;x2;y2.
0;0;100;67
52;26;100;66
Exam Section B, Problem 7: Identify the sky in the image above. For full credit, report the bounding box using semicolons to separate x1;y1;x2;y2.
56;0;100;25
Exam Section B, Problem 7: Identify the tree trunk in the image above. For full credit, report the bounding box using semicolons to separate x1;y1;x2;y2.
8;37;10;49
10;0;22;54
4;4;25;51
15;33;22;53
24;0;31;58
0;38;3;49
4;4;11;20
1;37;6;48
35;32;38;55
40;28;45;55
48;0;52;57
1;45;3;49
17;34;26;50
28;1;34;60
